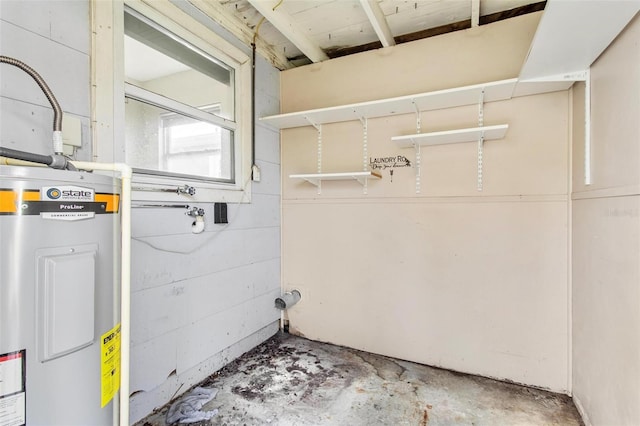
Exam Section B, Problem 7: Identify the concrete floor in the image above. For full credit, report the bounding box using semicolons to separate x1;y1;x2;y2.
136;332;583;426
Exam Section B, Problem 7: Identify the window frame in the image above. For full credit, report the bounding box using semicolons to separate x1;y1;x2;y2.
125;87;234;183
92;0;253;203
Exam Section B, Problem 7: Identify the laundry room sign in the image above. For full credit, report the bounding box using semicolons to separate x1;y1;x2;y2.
369;155;412;170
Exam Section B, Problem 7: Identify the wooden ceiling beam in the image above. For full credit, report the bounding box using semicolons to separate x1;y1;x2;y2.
359;0;396;47
480;2;546;24
247;0;329;63
187;0;292;70
327;2;547;59
471;0;481;27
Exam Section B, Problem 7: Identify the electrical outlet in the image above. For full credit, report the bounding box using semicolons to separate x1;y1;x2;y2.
62;114;82;148
214;203;228;224
252;164;261;182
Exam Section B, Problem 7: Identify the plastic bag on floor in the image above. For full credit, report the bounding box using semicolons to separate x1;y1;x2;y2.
166;386;219;424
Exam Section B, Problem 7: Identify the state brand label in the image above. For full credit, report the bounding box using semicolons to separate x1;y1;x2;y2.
0;350;26;426
41;185;95;202
100;324;121;407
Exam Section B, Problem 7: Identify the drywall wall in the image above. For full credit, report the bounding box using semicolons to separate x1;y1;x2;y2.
281;11;539;112
126;3;281;423
572;13;640;425
281;12;572;392
0;0;92;159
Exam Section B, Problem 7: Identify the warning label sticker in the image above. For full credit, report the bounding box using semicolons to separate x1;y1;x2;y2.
100;324;121;408
0;394;25;426
0;350;26;426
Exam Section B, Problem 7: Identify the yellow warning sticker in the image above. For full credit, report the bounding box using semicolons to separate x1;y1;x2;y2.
100;323;121;408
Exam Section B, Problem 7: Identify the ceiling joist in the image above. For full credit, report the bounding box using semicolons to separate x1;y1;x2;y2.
247;0;329;63
186;0;292;70
359;0;396;47
471;0;481;27
187;0;547;71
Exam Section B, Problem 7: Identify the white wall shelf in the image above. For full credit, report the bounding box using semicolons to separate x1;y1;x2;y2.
290;171;382;187
260;78;574;130
392;124;509;148
269;76;572;194
519;0;640;81
517;0;640;187
262;78;515;129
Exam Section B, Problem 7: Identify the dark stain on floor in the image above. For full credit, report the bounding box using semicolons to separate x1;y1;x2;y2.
135;332;583;426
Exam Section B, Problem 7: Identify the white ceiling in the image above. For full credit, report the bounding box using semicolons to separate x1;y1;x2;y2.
213;0;546;67
128;0;640;84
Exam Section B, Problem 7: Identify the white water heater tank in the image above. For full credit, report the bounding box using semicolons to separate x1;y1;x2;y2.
0;165;120;426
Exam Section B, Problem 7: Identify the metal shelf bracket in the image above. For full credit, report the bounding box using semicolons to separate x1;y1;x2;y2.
359;116;369;194
413;99;422;194
314;123;323;194
477;90;485;191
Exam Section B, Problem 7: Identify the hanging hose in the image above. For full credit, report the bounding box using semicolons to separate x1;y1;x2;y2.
251;42;257;178
249;0;283;182
0;55;73;169
0;55;63;133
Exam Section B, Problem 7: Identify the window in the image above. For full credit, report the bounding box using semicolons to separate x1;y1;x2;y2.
160;105;232;179
124;97;232;181
113;3;252;201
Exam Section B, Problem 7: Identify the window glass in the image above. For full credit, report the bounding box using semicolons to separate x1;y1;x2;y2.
125;98;233;181
123;8;236;183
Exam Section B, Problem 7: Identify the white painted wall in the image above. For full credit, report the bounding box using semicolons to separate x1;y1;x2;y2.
13;2;640;424
280;12;572;393
2;1;282;424
0;0;92;159
126;3;282;423
571;13;640;426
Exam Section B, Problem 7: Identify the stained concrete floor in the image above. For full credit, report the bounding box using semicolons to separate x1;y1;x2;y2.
137;332;583;426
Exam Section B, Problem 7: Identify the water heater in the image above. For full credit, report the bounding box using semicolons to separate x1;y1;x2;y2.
0;165;120;426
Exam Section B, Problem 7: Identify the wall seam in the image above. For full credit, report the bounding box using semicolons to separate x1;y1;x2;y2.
567;85;574;396
573;395;593;426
